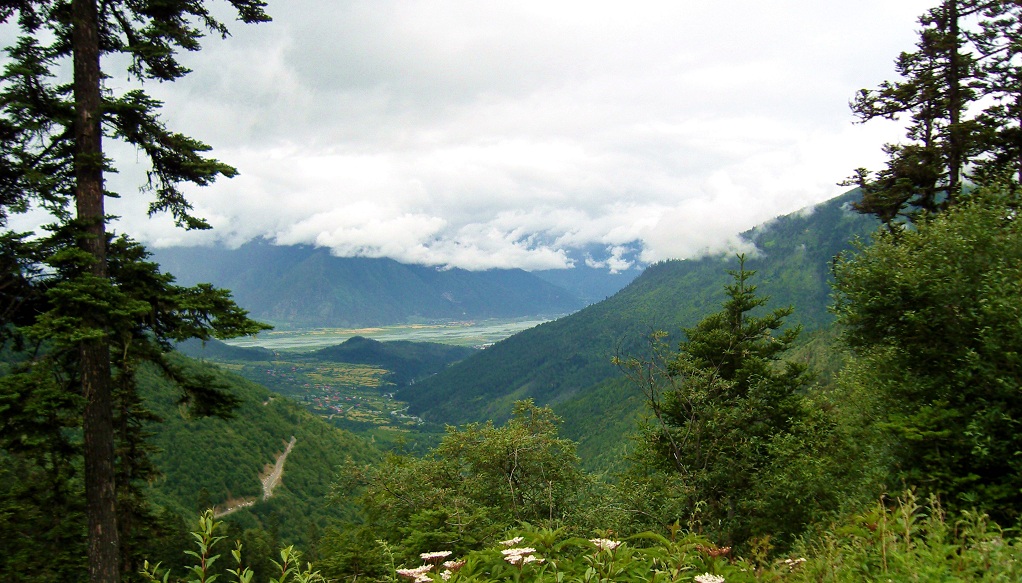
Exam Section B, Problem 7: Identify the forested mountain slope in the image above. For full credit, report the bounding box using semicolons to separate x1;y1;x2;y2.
397;190;877;442
152;241;586;327
142;355;379;546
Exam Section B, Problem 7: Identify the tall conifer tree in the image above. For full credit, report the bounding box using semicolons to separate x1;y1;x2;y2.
847;1;985;223
849;1;1022;224
616;258;850;549
0;3;270;583
974;1;1022;184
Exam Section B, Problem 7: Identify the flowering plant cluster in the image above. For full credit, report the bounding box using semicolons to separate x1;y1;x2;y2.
373;492;1019;583
781;557;806;571
420;551;452;564
396;552;467;582
395;564;434;583
501;547;543;566
589;538;622;552
391;528;748;583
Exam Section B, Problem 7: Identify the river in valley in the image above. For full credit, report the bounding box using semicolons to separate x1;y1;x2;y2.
221;317;557;351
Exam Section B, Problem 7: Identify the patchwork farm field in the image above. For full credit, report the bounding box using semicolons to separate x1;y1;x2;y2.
197;319;549;448
227;358;419;432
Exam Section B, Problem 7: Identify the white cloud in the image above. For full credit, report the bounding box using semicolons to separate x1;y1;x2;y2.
585;245;637;274
88;0;938;270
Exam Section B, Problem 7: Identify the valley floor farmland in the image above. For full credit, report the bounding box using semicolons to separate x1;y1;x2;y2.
192;318;557;452
221;317;555;351
219;358;418;433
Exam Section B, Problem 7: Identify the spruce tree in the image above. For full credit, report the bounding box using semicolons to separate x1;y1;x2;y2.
0;3;270;583
973;1;1022;185
617;258;847;549
847;0;985;224
849;1;1022;224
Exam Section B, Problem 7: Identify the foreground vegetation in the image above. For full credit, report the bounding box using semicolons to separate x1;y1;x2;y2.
155;491;1022;583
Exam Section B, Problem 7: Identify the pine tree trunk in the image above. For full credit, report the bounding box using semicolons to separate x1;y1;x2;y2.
946;0;963;200
1015;93;1022;184
72;1;120;583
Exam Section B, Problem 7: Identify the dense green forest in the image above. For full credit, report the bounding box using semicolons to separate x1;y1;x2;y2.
11;185;1020;582
141;357;378;540
4;1;1022;582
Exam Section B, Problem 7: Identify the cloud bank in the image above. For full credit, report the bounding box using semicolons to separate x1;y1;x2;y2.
91;0;933;270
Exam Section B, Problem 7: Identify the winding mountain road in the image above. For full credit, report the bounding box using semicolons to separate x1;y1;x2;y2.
262;435;296;499
214;435;296;517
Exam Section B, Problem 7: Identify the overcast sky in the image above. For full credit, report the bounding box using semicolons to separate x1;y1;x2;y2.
93;1;934;271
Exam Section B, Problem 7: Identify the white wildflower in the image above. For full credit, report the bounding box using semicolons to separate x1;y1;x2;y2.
589;538;622;552
502;546;543;567
396;564;433;580
420;551;452;563
499;536;525;546
500;547;536;557
443;559;466;572
783;557;807;571
694;573;725;583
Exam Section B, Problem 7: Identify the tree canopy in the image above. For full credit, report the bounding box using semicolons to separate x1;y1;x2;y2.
833;185;1022;521
848;0;1022;224
617;258;858;550
331;400;597;576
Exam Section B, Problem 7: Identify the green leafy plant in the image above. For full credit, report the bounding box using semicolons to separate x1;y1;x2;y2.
833;185;1022;521
142;511;326;583
332;400;600;568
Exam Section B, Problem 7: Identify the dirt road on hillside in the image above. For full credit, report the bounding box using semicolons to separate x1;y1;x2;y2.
214;435;296;517
262;435;296;499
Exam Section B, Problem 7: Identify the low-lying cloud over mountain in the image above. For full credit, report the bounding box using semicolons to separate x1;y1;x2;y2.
10;1;932;270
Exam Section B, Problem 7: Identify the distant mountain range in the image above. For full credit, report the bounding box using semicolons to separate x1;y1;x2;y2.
534;244;645;303
394;189;878;467
152;241;637;328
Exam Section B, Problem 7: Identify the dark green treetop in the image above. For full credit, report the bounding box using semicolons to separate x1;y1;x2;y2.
333;400;596;570
973;1;1022;185
616;257;852;550
847;0;1022;224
